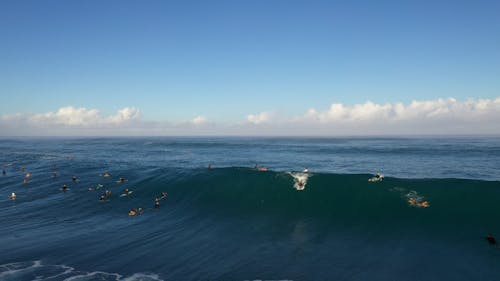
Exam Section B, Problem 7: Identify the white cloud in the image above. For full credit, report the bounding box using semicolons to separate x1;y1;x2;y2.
246;111;273;125
1;97;500;136
300;97;500;124
6;106;141;127
0;106;142;136
191;116;208;125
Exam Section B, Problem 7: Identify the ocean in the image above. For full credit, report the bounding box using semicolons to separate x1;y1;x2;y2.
1;137;499;281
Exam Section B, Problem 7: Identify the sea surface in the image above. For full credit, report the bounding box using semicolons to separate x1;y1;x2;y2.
0;137;499;281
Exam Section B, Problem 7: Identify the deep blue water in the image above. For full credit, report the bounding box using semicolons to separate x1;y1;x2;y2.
0;137;499;281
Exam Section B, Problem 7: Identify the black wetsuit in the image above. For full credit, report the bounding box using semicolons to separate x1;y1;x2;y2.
487;235;497;245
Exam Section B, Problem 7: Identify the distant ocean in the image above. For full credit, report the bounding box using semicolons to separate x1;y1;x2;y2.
1;137;499;281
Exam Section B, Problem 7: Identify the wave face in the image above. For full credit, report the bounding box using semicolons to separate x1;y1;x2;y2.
1;137;500;281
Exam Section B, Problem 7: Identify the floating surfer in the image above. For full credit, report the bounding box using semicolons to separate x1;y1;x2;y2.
8;192;16;200
254;164;268;171
72;176;78;182
154;197;160;209
99;190;112;201
129;208;143;216
117;177;127;184
62;184;68;192
120;188;133;197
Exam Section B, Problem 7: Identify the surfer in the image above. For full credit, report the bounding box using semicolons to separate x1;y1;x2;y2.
105;190;112;197
418;201;430;208
25;172;31;178
99;195;106;202
72;176;78;182
154;197;160;209
21;165;25;172
122;188;132;196
409;198;418;206
62;184;68;192
129;209;137;216
8;192;16;200
160;192;168;200
254;164;266;171
368;173;384;182
100;172;111;177
486;234;497;246
118;177;126;183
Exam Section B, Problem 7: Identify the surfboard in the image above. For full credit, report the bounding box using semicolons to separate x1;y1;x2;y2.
120;191;133;197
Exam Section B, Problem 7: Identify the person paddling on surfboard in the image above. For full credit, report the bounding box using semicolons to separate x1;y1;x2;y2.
121;188;133;197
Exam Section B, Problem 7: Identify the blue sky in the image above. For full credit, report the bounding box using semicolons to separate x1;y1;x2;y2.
0;0;499;135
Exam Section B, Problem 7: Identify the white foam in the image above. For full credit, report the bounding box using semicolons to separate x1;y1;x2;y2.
288;172;311;190
0;261;163;281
